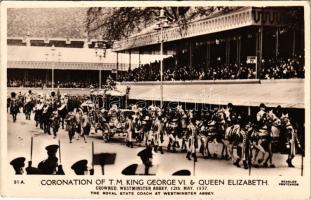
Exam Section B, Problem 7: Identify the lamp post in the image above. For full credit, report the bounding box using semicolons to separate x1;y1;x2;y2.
154;8;170;108
45;53;49;87
51;44;56;91
95;41;107;89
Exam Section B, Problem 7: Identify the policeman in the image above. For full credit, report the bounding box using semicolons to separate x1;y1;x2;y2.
10;157;26;175
37;145;65;175
71;160;94;175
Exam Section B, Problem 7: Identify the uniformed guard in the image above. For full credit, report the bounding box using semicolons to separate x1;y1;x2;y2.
282;113;301;168
10;157;26;175
65;112;77;143
186;118;198;162
71;160;94;175
153;116;164;154
126;114;134;148
50;111;60;138
81;110;91;143
37;145;65;175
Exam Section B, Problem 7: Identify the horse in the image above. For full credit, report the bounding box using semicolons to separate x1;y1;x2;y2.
10;99;19;122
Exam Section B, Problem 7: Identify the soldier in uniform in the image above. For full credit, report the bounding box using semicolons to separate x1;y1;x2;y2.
81;109;91;143
50;111;60;138
34;98;44;129
153;116;164;154
65;112;77;143
10;157;26;175
42;100;53;135
255;103;271;167
71;160;94;175
186;118;198;162
282;113;301;167
37;145;64;175
126;114;134;148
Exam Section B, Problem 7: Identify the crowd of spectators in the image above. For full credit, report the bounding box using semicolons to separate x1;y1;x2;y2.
7;79;97;88
119;55;304;82
7;55;304;88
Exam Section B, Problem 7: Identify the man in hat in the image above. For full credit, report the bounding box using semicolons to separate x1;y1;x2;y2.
71;160;94;175
38;145;64;175
10;157;26;175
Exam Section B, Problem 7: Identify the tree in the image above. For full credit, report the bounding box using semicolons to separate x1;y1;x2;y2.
86;7;239;44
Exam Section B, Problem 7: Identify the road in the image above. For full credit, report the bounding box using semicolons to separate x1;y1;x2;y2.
7;112;303;176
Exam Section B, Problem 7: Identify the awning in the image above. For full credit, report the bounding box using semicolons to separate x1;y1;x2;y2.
121;79;304;108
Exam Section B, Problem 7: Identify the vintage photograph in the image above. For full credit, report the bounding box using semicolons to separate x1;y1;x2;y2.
4;4;307;179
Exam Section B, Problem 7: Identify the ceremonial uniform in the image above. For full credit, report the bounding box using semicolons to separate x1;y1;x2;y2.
71;159;93;175
152;117;164;153
66;113;77;143
37;145;64;175
126;116;134;147
186;119;198;162
81;112;91;142
10;157;26;175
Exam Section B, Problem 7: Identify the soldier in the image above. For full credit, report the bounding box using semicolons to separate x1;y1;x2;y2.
50;111;60;138
282;113;301;168
71;160;94;175
126;114;134;148
256;103;267;126
186;118;198;162
37;145;64;175
42;101;53;135
10;157;26;175
34;98;44;128
74;108;83;140
81;109;91;143
167;118;179;152
255;103;271;167
153;116;164;154
142;116;153;147
65;112;77;143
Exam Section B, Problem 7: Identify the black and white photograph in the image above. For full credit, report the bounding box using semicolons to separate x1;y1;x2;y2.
1;1;310;199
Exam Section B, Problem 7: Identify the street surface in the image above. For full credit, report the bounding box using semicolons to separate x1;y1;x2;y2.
7;112;303;176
